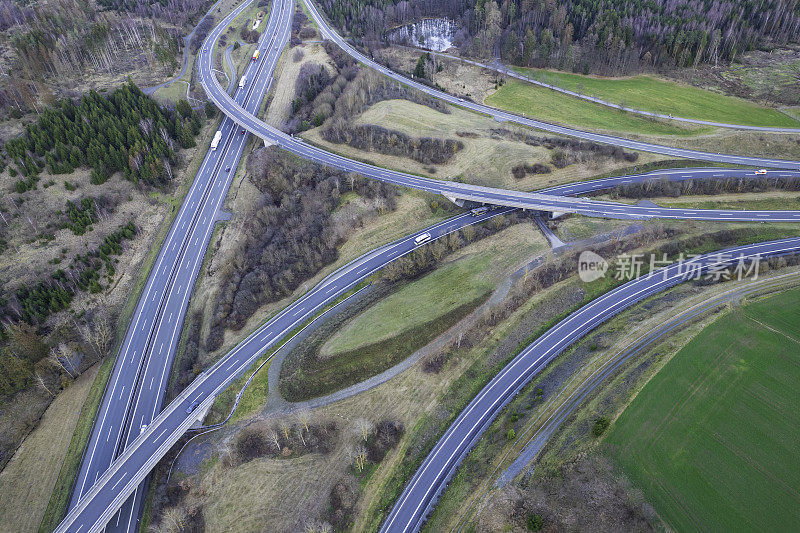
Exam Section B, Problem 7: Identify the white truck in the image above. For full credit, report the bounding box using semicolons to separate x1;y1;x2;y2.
210;130;222;151
238;74;247;89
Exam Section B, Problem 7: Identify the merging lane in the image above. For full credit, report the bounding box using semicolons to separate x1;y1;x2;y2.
380;237;800;532
57;0;800;530
196;1;800;223
70;1;292;531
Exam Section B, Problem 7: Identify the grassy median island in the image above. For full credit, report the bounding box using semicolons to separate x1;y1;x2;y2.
280;222;548;401
606;287;800;531
485;78;711;136
513;67;800;128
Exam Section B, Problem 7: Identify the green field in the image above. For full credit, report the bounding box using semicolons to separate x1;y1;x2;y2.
606;288;800;531
280;223;547;401
322;223;545;356
485;79;710;136
513;67;800;128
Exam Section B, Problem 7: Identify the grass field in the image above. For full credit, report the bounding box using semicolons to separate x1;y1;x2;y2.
606;288;800;531
513;67;800;128
485;79;710;136
0;364;99;533
322;223;547;356
305;98;668;191
280;222;548;401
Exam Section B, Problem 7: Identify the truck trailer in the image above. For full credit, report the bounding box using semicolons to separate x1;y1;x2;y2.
210;130;222;151
238;74;247;89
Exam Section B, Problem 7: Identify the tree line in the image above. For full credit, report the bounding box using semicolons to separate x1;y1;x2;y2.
319;0;800;75
605;174;800;199
4;83;200;189
322;123;464;165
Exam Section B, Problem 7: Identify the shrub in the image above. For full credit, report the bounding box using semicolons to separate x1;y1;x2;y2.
592;416;610;437
526;513;544;531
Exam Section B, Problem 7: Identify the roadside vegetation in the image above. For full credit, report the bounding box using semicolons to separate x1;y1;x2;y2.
0;363;99;533
0;82;213;533
279;219;547;401
512;67;800;128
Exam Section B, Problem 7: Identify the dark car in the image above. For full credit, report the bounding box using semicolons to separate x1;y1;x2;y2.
186;400;200;414
225;166;231;172
241;130;245;134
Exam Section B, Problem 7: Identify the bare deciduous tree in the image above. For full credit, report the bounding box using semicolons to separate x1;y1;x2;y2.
297;410;311;433
34;371;55;396
354;418;374;442
267;428;281;451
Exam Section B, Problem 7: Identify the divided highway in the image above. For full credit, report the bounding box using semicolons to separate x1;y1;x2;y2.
68;0;292;531
197;1;800;223
54;204;516;533
56;0;800;531
380;237;800;532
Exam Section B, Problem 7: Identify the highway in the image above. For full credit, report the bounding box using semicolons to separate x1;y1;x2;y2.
298;0;800;170
67;0;292;531
54;203;517;533
195;2;800;223
380;238;800;532
55;0;800;530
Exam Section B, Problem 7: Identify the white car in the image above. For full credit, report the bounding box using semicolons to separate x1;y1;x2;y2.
755;169;767;175
140;424;148;434
414;232;432;246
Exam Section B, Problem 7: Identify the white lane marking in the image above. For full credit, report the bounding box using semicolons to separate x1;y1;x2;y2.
292;307;305;317
119;386;125;400
150;376;155;389
156;426;170;441
110;472;127;491
226;359;239;371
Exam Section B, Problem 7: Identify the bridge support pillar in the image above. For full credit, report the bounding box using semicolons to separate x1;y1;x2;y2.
444;195;466;208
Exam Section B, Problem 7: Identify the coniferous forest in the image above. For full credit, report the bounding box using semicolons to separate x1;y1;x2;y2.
4;82;199;189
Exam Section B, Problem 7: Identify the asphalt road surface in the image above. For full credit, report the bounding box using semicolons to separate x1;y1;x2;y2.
68;1;292;531
58;0;800;530
380;238;800;532
55;203;517;533
196;1;800;223
299;0;800;169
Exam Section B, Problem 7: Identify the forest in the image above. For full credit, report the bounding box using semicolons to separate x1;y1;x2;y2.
319;0;800;74
205;148;398;351
0;0;213;115
3;83;199;189
289;42;448;133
